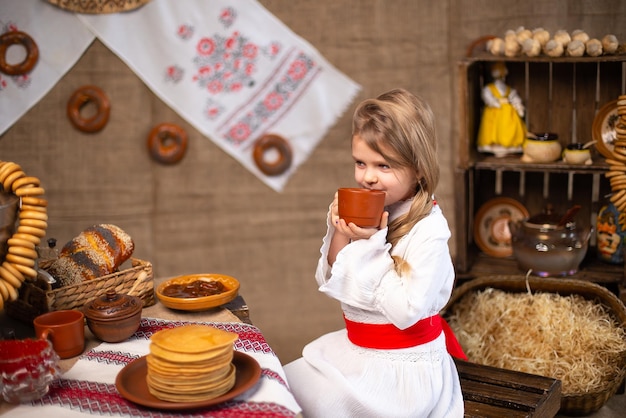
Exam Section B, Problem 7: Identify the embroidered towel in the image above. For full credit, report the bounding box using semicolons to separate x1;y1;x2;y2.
8;318;302;417
0;1;95;136
78;0;361;191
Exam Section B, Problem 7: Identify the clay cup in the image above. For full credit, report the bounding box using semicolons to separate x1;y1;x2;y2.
338;188;386;227
34;310;85;359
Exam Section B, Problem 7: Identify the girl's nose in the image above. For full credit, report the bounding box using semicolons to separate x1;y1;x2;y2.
363;168;377;184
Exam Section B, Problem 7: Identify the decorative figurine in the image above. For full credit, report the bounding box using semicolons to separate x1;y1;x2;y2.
597;202;625;264
477;62;527;157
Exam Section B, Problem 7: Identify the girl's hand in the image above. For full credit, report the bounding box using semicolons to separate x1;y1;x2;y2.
327;195;387;266
335;209;389;241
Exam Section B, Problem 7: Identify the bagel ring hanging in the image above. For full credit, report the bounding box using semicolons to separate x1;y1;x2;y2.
0;31;39;75
0;161;48;308
253;134;293;176
147;123;189;165
67;85;111;133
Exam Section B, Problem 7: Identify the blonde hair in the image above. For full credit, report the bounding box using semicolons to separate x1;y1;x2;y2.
352;88;440;251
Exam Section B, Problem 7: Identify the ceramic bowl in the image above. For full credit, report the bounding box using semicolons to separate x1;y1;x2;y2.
156;274;240;311
83;290;143;343
563;144;592;165
521;134;562;163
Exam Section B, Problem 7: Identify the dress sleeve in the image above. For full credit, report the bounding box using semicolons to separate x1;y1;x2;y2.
317;208;456;329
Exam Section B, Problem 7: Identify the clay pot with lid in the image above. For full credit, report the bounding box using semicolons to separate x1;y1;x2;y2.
83;290;142;343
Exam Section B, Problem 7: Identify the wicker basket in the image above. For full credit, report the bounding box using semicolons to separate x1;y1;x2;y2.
443;275;626;416
5;258;155;324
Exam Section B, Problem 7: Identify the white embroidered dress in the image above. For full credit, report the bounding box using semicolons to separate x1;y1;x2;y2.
284;199;464;418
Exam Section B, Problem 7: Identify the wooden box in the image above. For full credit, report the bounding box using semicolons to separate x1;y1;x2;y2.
457;359;561;418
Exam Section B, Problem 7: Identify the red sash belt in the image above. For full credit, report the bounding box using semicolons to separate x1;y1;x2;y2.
344;314;467;360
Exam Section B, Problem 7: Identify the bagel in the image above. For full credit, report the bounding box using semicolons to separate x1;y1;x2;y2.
20;204;47;213
12;232;41;245
11;175;40;191
8;245;38;259
18;218;47;229
610;152;626;163
7;237;36;249
15;185;45;197
0;162;22;183
0;265;21;289
0;278;9;301
21;196;48;207
252;134;293;176
610;189;626;203
19;210;48;221
2;169;24;191
67;85;111;133
10;262;37;279
17;225;46;238
0;278;18;301
0;31;39;75
613;145;626;156
605;158;626;167
613;190;626;209
5;253;35;268
147;123;188;164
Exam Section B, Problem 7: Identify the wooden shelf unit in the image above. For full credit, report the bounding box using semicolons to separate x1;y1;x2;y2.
454;53;626;285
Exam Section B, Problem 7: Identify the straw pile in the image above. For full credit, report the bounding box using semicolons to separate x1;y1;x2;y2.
447;288;626;394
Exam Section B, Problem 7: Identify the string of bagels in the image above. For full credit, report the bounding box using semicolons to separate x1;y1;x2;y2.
0;161;47;310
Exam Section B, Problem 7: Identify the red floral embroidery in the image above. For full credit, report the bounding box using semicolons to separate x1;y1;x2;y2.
197;37;216;55
221;50;319;145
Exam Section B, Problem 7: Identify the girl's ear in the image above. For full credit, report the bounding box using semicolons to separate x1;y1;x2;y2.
415;176;425;192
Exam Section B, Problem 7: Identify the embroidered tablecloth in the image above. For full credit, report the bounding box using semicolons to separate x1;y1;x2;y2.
7;318;302;417
78;0;361;191
0;1;95;136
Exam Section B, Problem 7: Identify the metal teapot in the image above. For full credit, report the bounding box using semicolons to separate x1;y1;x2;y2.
509;204;591;277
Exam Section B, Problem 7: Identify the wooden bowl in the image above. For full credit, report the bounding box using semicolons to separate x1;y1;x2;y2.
156;274;240;312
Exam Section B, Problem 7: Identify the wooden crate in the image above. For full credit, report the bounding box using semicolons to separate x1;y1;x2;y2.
457;360;561;418
454;52;626;285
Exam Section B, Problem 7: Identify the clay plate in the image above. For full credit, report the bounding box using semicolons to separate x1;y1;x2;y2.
156;274;240;311
115;351;260;410
593;99;619;159
473;197;529;258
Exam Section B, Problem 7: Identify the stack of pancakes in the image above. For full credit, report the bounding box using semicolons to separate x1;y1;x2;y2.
146;324;239;402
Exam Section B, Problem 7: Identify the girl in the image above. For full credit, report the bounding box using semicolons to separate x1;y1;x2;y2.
284;88;466;417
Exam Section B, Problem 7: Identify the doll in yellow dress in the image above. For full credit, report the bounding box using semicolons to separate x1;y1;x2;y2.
477;62;527;157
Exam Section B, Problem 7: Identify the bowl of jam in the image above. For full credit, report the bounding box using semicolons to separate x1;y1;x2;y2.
156;273;240;311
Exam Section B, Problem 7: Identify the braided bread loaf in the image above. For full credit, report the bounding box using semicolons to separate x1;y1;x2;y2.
46;224;134;287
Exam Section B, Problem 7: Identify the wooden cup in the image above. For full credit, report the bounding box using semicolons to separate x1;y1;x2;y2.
338;188;386;227
34;309;85;359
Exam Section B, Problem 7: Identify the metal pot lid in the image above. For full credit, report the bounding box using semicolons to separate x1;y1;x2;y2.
83;289;142;322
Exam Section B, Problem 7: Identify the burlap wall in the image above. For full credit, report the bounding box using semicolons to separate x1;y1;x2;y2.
1;0;624;364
